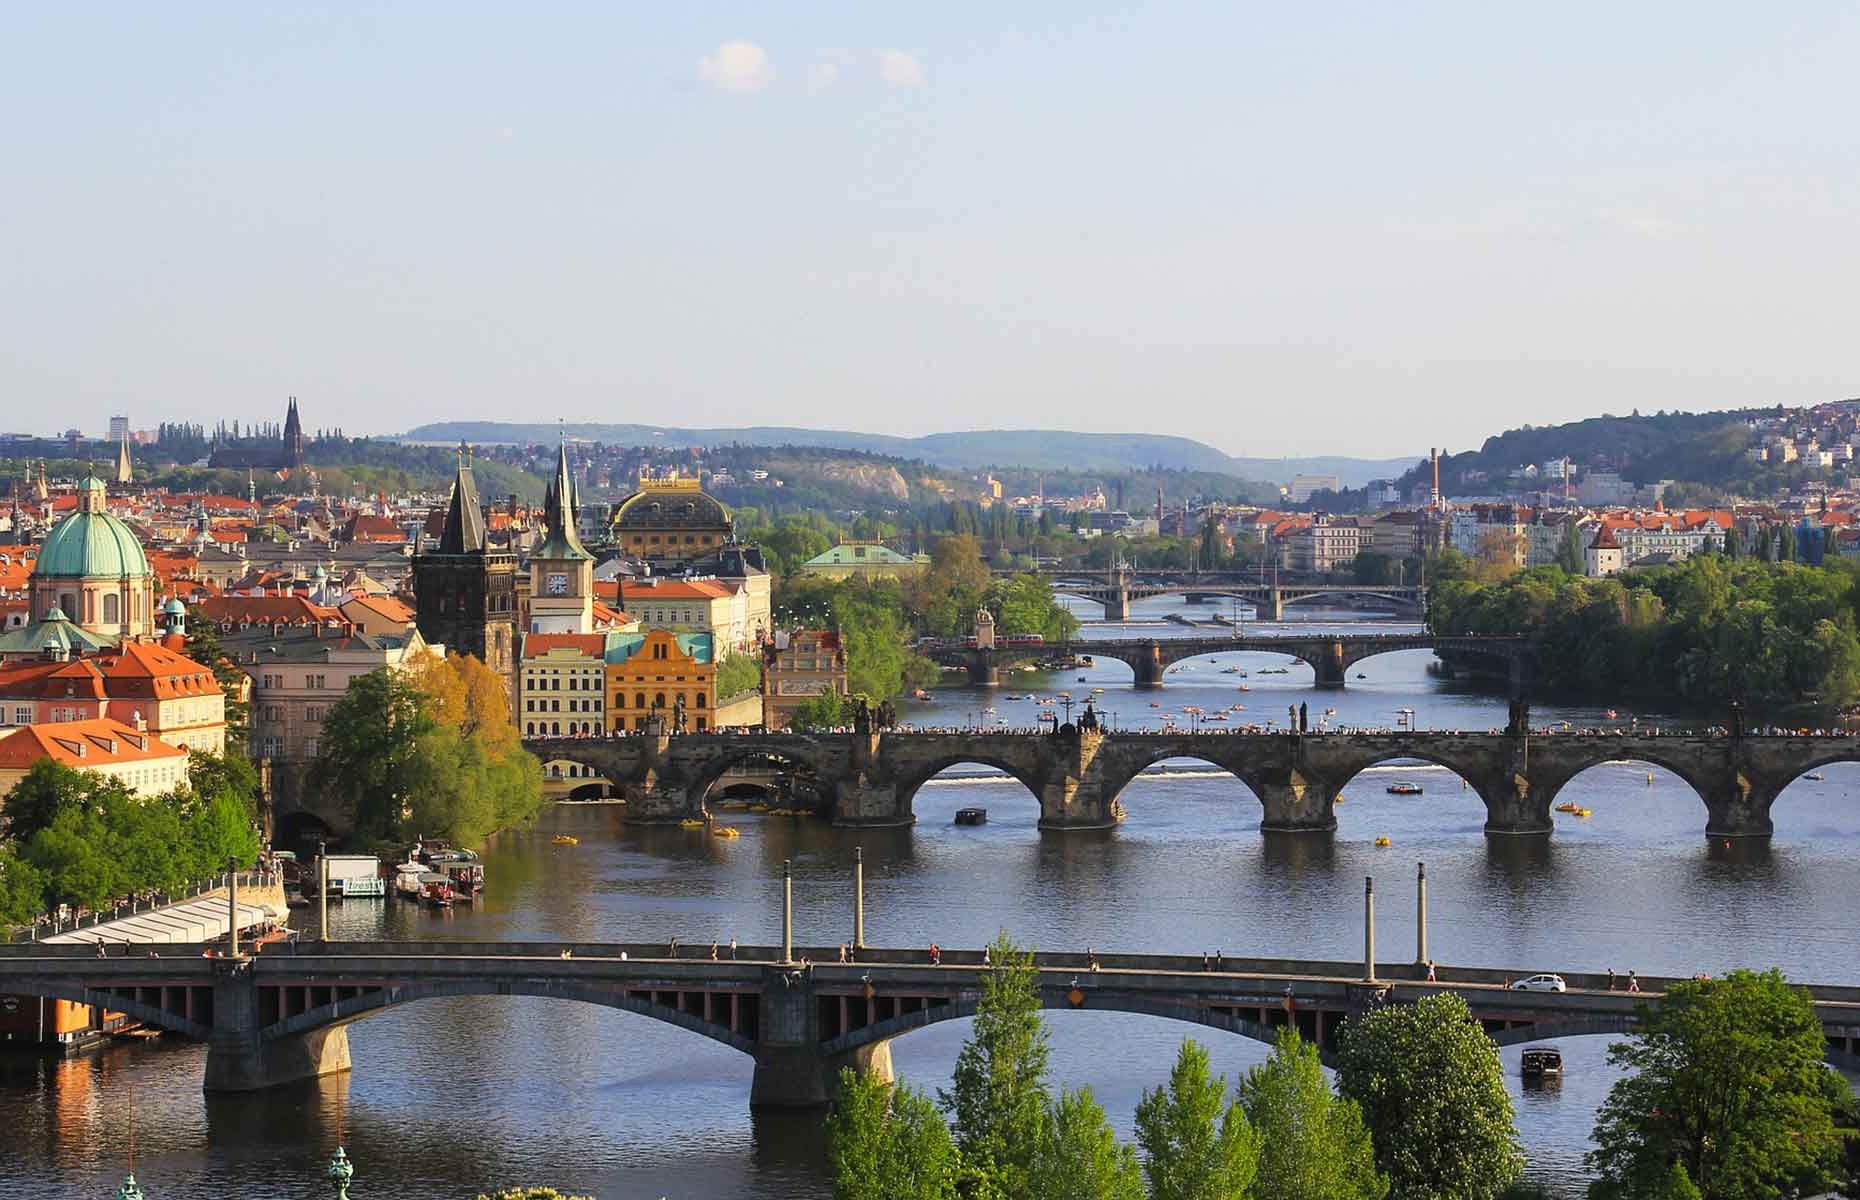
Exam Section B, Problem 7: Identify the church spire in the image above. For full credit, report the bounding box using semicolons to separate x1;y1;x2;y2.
535;432;591;562
115;434;133;485
438;442;486;554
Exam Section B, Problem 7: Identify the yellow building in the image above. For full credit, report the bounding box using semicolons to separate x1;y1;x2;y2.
608;472;733;566
518;633;609;738
605;629;716;733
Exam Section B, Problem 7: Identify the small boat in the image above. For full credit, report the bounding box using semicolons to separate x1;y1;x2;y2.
678;818;707;830
1078;675;1089;682
421;878;455;908
712;825;741;839
552;835;579;846
1374;836;1391;847
1521;1047;1563;1078
1355;673;1367;679
1387;783;1423;796
954;807;988;826
1605;709;1619;719
1555;802;1581;813
1091;687;1104;694
1325;707;1337;715
1806;772;1826;781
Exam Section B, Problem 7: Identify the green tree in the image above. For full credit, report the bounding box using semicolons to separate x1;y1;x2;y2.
1242;1029;1387;1200
1586;969;1846;1200
788;690;846;731
0;848;48;926
1336;992;1523;1200
309;667;438;841
828;1068;960;1200
1722;525;1741;558
184;609;250;747
1135;1039;1260;1200
716;651;762;700
1557;521;1585;574
183;790;261;875
1030;1086;1146;1200
184;749;262;823
0;758;97;841
940;932;1051;1195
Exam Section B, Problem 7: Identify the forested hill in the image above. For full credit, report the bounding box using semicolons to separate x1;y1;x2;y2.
401;420;1413;485
1404;409;1763;494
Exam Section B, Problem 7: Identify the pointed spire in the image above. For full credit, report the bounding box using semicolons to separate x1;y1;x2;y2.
535;430;591;562
437;445;486;554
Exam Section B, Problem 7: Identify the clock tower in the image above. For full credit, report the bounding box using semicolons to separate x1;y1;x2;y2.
529;437;594;634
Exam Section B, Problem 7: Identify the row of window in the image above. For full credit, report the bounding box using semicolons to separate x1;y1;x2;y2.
525;715;709;736
258;673;328;690
525;698;603;713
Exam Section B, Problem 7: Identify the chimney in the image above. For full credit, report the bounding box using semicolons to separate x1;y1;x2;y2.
134;712;146;732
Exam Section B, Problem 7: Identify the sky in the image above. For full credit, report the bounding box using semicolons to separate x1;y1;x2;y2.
2;4;1857;458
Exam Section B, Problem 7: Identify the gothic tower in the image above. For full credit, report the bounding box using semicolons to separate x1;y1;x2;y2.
528;438;594;634
283;396;306;471
413;449;520;678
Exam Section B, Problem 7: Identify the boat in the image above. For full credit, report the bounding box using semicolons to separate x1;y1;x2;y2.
1386;783;1423;796
1355;673;1367;679
954;807;988;826
1374;836;1391;847
1555;802;1581;813
678;818;707;830
1806;772;1826;781
1521;1047;1563;1078
393;862;426;898
1091;687;1105;694
1325;707;1337;715
552;835;579;846
1078;675;1089;682
421;878;456;908
712;825;741;839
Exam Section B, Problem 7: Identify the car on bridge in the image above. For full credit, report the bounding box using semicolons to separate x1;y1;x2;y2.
1510;973;1568;993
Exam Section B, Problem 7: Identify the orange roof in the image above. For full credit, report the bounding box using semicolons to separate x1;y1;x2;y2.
0;658;108;701
591;601;634;628
341;594;415;624
0;718;188;770
95;642;220;699
524;633;608;658
195;595;341;626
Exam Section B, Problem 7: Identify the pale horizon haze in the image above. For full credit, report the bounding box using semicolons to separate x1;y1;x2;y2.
3;4;1857;457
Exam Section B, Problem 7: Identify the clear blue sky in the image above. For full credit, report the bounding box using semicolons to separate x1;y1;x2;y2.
3;3;1856;457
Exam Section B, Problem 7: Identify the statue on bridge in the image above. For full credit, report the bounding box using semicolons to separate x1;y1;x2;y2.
876;700;897;730
1506;698;1531;736
1079;701;1100;733
1729;699;1745;739
672;694;688;734
853;697;872;735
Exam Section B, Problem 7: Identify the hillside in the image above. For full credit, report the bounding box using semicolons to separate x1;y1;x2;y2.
401;421;1413;486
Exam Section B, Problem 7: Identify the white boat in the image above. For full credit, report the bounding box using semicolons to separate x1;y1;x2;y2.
393;862;426;899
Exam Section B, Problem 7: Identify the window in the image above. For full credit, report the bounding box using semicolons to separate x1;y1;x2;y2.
636;692;646;708
261;673;283;689
264;706;282;723
696;716;707;731
305;739;318;757
308;674;326;690
305;706;324;721
102;594;119;624
613;693;625;709
696;695;706;708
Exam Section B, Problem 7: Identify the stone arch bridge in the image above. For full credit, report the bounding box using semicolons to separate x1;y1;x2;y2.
919;633;1528;688
3;943;1854;1103
524;728;1860;839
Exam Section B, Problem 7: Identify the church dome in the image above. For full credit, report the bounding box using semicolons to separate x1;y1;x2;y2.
33;476;151;580
611;485;730;530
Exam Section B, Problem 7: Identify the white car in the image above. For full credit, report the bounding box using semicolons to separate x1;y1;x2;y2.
1510;973;1568;993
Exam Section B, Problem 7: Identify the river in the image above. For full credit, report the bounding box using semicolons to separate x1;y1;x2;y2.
3;600;1856;1198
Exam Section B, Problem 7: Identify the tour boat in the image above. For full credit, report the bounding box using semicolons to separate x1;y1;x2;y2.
1521;1047;1563;1078
954;808;988;826
393;862;426;899
1386;783;1423;796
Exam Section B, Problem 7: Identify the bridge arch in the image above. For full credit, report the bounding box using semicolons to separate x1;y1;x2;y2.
0;979;211;1041
822;992;1332;1066
1094;745;1267;818
893;754;1049;817
258;979;757;1056
1540;754;1715;823
682;742;834;814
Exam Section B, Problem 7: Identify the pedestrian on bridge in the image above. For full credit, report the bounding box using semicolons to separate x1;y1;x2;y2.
1608;968;1617;991
1628;971;1640;992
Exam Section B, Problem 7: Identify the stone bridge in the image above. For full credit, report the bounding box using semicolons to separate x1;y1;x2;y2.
520;728;1860;839
1029;570;1426;621
919;633;1527;688
3;942;1854;1104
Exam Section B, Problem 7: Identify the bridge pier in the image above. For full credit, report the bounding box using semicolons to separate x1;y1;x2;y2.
1313;642;1347;688
750;966;895;1107
1255;769;1340;834
831;779;913;827
966;656;1001;687
1267;586;1284;622
622;782;696;823
1132;644;1164;689
203;959;351;1092
1104;589;1130;622
1703;775;1777;839
1482;774;1554;836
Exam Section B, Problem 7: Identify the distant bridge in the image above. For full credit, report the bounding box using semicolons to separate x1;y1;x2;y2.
514;728;1856;840
916;633;1528;688
1001;569;1426;621
6;941;1855;1102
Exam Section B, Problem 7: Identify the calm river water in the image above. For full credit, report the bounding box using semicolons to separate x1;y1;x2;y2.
4;601;1856;1199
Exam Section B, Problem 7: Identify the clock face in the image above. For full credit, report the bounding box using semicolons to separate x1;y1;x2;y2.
546;573;569;596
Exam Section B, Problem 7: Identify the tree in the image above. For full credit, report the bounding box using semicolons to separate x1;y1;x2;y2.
1336;993;1523;1200
940;931;1051;1195
184;610;250;747
1556;521;1585;574
1722;525;1741;558
1030;1086;1146;1200
1135;1039;1260;1200
309;667;437;841
184;749;262;822
0;848;48;926
1242;1029;1386;1200
1198;518;1221;571
0;758;97;842
828;1069;960;1200
788;690;846;732
716;651;762;700
1586;969;1847;1200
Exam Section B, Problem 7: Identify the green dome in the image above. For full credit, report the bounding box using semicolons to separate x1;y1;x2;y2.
34;507;150;580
